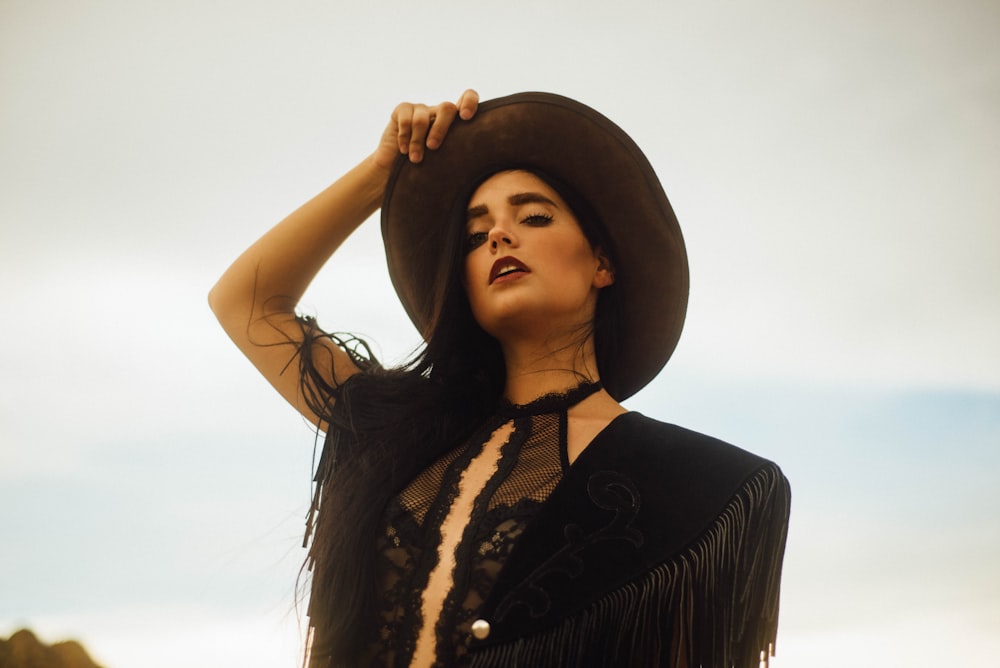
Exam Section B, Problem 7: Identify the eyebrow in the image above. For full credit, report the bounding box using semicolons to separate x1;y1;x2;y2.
466;191;560;222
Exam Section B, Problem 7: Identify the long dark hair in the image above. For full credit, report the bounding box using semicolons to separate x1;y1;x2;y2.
297;169;620;666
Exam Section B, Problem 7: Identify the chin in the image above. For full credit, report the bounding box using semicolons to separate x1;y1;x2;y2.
475;312;531;342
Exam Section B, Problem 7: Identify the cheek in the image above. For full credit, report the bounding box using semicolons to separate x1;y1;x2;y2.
563;242;601;278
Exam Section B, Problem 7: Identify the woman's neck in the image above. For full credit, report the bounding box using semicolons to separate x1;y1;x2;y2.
500;335;601;405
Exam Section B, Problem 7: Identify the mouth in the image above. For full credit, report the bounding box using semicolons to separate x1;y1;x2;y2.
489;256;530;284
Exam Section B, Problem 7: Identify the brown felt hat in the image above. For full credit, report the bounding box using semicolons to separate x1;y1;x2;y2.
381;92;688;400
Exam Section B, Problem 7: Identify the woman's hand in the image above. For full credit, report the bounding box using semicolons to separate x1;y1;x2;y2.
372;89;480;171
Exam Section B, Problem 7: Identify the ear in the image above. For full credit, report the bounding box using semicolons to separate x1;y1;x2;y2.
592;247;615;289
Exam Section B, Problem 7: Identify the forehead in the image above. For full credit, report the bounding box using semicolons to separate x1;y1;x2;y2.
468;170;564;205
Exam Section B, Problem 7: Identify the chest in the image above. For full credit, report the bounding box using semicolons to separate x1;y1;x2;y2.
369;411;569;666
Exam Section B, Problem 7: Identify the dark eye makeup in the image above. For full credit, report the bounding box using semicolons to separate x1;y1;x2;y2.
466;231;488;252
521;213;553;226
465;212;555;252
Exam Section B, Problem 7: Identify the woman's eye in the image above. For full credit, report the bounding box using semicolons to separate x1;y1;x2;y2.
466;231;488;251
522;213;553;226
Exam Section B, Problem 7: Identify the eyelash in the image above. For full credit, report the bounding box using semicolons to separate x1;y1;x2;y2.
466;213;554;251
522;212;553;226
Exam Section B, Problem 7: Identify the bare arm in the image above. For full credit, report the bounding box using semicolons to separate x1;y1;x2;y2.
209;90;480;427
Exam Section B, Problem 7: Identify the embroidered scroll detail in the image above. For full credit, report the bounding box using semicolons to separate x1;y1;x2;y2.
494;470;644;622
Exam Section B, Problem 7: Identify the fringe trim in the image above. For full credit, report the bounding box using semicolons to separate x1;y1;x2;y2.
469;463;790;668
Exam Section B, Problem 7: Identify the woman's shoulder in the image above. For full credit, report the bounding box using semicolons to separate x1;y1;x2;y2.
578;411;791;552
585;411;785;483
559;411;789;558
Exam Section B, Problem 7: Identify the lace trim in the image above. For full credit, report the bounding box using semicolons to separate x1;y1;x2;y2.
498;381;602;418
435;416;531;661
396;417;506;664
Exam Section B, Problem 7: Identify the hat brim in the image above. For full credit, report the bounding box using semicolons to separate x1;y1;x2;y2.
381;92;688;400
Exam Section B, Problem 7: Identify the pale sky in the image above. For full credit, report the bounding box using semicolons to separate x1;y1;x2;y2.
2;1;998;666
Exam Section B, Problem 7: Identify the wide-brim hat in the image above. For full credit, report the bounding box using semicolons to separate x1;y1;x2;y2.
381;92;688;400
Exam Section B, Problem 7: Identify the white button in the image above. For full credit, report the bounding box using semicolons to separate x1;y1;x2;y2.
471;619;491;640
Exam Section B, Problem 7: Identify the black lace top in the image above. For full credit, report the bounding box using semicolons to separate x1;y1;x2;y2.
360;382;602;668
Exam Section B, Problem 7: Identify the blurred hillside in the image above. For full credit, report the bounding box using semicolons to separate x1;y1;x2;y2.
0;630;103;668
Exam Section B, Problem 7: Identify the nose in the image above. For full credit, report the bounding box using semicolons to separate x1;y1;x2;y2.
487;223;516;250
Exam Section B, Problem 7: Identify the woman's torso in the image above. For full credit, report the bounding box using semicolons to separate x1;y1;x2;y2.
363;383;604;668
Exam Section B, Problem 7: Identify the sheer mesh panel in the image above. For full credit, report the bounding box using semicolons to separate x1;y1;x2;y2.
399;446;465;525
489;413;563;510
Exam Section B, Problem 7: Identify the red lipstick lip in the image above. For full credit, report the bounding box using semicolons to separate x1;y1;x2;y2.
489;256;530;284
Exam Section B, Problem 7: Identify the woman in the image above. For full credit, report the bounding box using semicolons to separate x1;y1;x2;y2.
210;90;790;668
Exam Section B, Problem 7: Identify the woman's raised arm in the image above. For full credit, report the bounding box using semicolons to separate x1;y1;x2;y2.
208;90;479;427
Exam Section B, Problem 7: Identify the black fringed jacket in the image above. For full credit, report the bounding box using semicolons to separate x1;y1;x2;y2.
465;413;791;668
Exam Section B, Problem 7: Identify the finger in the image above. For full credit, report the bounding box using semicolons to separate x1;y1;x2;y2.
393;103;414;154
457;89;479;120
408;105;433;162
425;102;458;150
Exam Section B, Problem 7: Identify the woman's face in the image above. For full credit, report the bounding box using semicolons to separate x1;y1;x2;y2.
462;170;614;342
